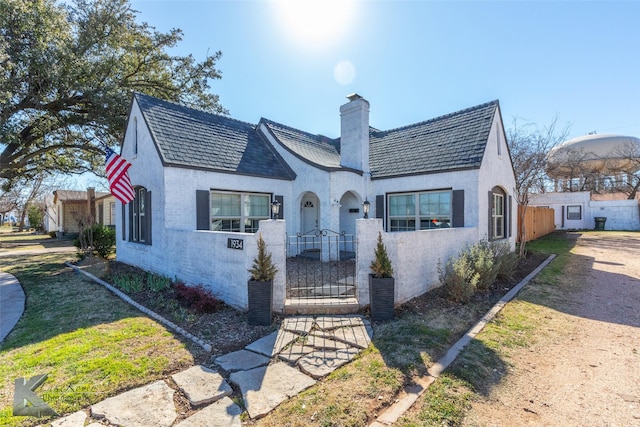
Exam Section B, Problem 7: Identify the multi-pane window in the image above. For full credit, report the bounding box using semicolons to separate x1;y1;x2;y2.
389;190;451;232
567;205;582;220
493;193;504;239
210;192;270;233
132;188;147;242
130;187;150;244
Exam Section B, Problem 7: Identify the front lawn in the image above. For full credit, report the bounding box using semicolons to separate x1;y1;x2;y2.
0;251;200;427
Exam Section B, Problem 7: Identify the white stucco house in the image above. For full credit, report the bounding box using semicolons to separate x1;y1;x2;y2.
116;93;517;314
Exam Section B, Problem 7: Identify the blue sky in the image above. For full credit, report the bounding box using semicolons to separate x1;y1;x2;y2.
129;0;640;140
80;0;640;189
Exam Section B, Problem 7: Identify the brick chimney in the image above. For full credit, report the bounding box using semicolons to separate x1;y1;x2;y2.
340;93;369;172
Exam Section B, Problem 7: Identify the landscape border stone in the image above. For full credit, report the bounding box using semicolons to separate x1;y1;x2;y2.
369;254;557;426
65;262;212;352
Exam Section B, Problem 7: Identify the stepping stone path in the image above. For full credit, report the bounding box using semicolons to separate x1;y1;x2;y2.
47;315;372;426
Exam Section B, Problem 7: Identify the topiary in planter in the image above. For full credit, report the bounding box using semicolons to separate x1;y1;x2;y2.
369;232;395;321
247;234;277;326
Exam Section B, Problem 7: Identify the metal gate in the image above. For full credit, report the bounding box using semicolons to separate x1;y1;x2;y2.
286;229;356;301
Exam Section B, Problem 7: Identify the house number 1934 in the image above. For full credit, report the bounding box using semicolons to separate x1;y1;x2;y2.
227;238;243;250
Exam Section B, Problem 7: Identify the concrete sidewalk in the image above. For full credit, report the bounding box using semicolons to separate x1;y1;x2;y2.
0;271;25;344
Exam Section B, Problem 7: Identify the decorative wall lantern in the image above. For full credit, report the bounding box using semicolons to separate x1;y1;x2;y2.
271;200;281;220
362;199;370;219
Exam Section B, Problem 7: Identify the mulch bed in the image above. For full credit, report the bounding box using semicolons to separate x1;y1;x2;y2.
90;251;549;364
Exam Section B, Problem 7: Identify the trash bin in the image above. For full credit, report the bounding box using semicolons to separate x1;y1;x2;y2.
594;217;607;231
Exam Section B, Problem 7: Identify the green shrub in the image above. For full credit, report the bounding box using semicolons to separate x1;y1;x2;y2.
492;241;519;281
74;224;116;259
146;272;171;292
439;250;478;303
113;273;143;293
470;240;499;292
27;205;43;231
440;240;519;302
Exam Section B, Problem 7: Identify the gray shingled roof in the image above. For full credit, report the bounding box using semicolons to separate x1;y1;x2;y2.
369;100;499;178
134;93;295;180
260;119;342;170
133;93;498;180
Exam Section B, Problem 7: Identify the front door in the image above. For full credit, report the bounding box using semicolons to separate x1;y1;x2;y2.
301;194;319;233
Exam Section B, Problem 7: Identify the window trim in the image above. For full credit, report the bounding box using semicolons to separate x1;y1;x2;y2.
566;205;582;220
490;186;507;241
388;189;452;232
210;190;271;233
493;193;505;239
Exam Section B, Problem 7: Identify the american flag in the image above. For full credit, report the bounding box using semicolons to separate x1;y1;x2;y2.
105;147;135;204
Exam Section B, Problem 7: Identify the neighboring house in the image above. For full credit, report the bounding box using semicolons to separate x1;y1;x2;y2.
45;188;116;235
1;211;21;227
116;93;517;312
529;191;640;231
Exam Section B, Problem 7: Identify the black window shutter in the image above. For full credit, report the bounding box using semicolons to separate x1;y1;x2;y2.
507;195;512;238
196;190;210;230
488;191;494;240
145;191;152;245
275;195;284;220
452;190;465;228
121;203;126;241
128;195;134;242
375;195;384;227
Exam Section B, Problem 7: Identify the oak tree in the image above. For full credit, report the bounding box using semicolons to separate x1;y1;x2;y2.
0;0;226;187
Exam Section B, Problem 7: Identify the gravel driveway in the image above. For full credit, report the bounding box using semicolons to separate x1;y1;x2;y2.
464;231;640;426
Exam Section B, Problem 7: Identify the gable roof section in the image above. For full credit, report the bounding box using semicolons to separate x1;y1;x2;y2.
134;93;295;180
260;119;343;171
369;100;499;179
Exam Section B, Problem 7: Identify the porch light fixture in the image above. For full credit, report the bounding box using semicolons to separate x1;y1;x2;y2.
362;199;370;219
271;200;281;220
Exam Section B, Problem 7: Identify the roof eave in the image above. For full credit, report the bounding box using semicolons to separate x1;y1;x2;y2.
162;162;295;181
370;164;481;180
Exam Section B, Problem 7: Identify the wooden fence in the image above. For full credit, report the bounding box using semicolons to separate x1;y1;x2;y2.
517;205;555;243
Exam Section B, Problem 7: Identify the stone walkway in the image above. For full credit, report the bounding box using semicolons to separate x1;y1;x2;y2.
49;315;372;426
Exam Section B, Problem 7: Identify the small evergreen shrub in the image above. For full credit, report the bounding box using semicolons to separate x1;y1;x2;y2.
248;234;277;281
174;282;223;313
370;232;394;278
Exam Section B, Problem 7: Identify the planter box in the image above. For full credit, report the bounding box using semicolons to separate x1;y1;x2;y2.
247;280;273;326
369;275;395;321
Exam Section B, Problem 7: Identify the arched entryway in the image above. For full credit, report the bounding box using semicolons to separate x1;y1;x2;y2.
285;191;358;314
300;192;319;234
338;191;361;236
